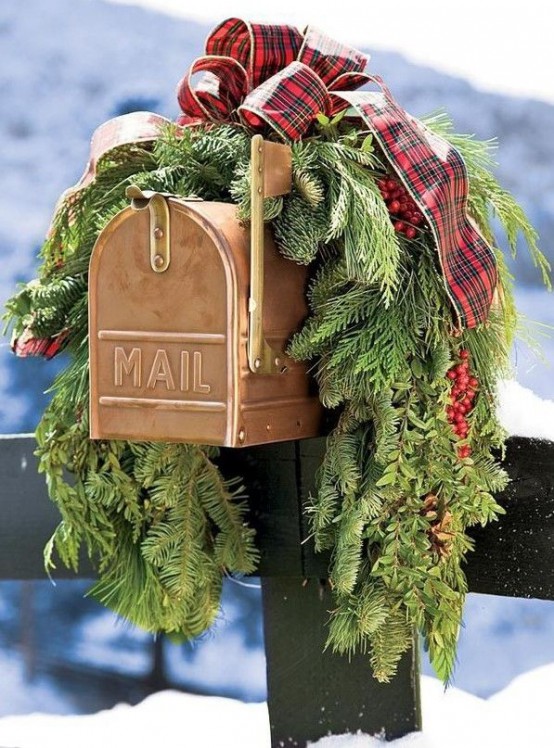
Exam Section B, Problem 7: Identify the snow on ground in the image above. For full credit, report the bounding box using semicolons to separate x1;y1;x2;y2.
424;593;554;698
0;650;73;717
498;380;554;441
2;665;554;747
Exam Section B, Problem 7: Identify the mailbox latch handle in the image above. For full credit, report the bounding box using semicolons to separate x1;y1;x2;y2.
126;185;171;273
248;135;293;375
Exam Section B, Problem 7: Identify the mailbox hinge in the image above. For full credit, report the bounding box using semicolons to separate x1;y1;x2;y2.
248;135;293;375
126;185;171;273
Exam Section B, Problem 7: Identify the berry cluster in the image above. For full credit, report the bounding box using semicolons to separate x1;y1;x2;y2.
446;349;479;459
377;176;426;239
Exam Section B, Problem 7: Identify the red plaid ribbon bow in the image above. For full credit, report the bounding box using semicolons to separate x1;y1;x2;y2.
177;17;497;328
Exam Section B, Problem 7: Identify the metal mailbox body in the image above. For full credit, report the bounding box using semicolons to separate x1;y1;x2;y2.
89;198;323;447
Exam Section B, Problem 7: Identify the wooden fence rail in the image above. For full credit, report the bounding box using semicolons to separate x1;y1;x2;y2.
1;433;554;745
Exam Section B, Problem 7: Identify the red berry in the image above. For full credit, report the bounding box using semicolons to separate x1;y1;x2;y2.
469;377;478;388
455;364;468;376
399;202;408;212
447;370;457;380
458;404;468;414
412;213;423;226
381;191;390;201
378;178;388;190
447;407;456;420
462;395;472;407
466;388;476;401
394;221;406;233
454;413;465;424
458;376;469;388
386;179;397;191
405;226;417;240
459;349;470;360
389;200;401;213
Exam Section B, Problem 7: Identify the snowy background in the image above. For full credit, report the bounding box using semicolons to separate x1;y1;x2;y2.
0;0;553;744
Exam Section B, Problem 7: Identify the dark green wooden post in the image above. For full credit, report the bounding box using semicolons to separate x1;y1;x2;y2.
219;441;422;744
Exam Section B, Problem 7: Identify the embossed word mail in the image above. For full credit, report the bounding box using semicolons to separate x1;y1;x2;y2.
95;330;227;413
114;347;211;393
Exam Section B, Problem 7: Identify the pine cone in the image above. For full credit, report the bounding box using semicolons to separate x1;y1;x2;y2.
422;493;454;560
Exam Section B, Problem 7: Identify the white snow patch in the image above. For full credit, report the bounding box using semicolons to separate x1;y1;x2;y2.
0;650;72;717
498;379;554;441
4;665;554;747
0;691;270;747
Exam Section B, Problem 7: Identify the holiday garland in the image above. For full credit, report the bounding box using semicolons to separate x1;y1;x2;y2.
4;21;551;684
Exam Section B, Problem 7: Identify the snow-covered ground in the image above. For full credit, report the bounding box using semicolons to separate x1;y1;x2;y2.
2;664;554;747
498;380;554;440
0;651;73;717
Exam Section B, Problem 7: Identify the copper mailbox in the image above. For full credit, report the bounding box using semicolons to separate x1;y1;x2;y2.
89;137;323;447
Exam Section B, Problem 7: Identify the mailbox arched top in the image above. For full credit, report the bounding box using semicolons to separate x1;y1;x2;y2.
88;198;249;304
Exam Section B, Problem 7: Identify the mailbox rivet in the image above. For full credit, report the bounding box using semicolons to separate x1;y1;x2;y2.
238;428;246;443
254;358;261;369
153;227;164;240
257;186;263;194
153;254;165;268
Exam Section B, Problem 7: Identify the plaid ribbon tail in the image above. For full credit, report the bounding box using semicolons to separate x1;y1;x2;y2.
335;82;498;328
239;61;331;140
48;112;171;234
12;329;69;360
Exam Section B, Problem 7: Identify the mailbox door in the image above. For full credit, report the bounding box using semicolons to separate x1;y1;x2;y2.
89;201;237;446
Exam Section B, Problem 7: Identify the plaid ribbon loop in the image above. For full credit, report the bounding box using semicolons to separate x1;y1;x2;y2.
175;17;370;134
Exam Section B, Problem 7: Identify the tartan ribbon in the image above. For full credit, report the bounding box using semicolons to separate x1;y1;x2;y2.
12;328;69;360
176;17;369;139
52;111;172;220
335;79;498;328
177;18;497;327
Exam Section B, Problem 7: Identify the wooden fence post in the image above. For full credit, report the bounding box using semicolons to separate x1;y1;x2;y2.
220;440;422;746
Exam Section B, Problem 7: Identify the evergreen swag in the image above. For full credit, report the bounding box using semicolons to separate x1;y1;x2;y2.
4;113;550;683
